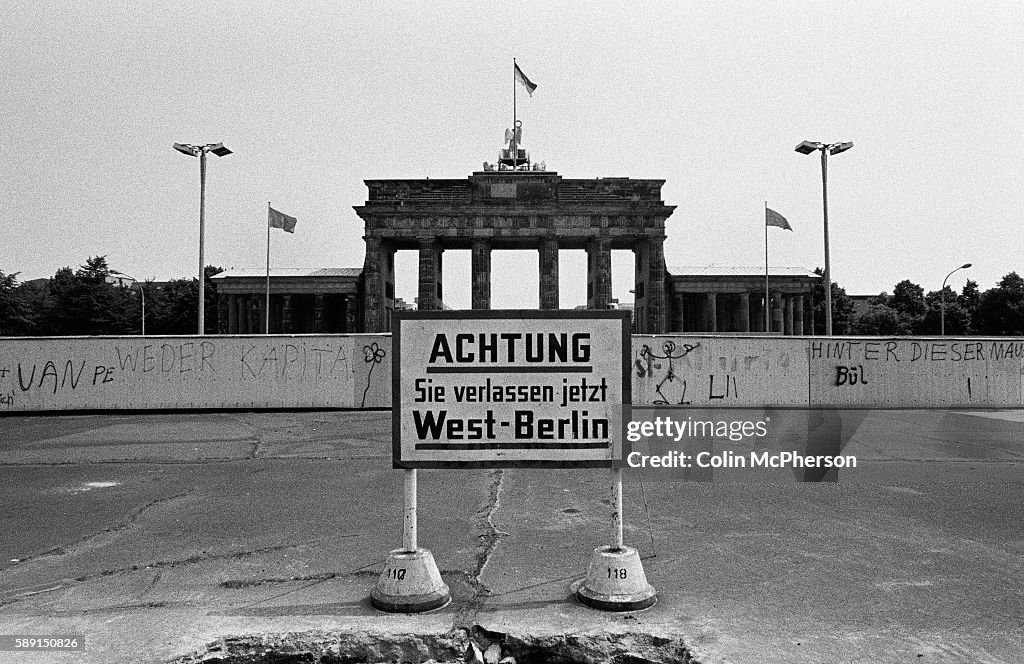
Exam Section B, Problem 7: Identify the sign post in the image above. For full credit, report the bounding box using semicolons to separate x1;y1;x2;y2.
370;463;450;613
571;464;657;611
403;469;417;552
371;310;654;612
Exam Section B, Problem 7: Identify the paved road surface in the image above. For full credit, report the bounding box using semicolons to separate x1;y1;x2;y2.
0;409;1021;663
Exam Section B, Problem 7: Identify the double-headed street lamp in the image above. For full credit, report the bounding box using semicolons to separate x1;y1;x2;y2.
941;262;972;336
795;140;853;336
174;142;232;335
109;269;145;336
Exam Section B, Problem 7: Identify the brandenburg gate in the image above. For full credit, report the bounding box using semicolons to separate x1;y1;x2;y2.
354;170;676;333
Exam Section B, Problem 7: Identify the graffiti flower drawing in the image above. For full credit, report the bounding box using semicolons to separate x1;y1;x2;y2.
361;342;387;407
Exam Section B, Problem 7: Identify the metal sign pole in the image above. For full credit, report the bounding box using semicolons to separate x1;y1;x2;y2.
371;466;448;612
576;463;656;611
611;467;623;551
403;469;417;552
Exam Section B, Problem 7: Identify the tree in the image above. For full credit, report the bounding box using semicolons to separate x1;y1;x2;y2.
13;277;49;335
958;279;980;313
145;266;223;334
852;303;912;335
870;291;892;307
39;266;81;334
920;287;971;335
148;278;199;334
857;280;928;335
37;257;136;335
810;268;855;334
890;279;926;326
974;272;1024;335
0;270;32;335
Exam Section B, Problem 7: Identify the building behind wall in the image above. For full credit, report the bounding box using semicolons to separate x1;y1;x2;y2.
668;266;820;334
212;268;361;334
211;173;818;334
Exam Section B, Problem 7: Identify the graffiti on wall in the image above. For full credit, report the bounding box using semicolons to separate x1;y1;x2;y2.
2;335;1020;412
361;341;387;408
809;339;1024;406
636;341;700;404
0;335;393;412
810;339;1024;363
634;336;1023;408
633;336;807;406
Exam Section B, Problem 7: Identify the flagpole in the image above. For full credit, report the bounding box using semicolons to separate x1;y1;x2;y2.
512;58;517;170
764;201;770;333
266;202;271;335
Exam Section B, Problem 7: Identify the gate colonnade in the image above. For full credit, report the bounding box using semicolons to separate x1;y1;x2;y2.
354;171;674;333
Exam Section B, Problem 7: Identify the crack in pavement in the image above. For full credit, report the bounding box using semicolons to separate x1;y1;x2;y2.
138;568;163;599
454;469;508;626
220;571;341;589
220;412;267;459
3;490;195;569
25;600;179;616
1;539;317;607
0;455;395;468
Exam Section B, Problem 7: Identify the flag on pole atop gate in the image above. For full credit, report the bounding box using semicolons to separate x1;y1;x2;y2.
765;207;792;231
514;62;537;96
269;206;297;233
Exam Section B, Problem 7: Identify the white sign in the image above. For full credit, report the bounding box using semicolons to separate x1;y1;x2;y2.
392;311;631;468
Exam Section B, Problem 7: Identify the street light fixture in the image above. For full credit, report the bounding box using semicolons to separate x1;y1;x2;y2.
795;140;853;335
174;142;232;335
940;262;972;336
109;270;145;336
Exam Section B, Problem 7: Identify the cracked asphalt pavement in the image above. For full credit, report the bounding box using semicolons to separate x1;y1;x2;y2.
0;409;1022;663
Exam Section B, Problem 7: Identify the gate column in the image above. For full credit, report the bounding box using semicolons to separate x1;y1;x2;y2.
738;292;751;332
362;237;389;332
794;295;805;335
471;239;491;310
587;238;612;310
705;292;718;332
418;237;443;310
539;238;559;309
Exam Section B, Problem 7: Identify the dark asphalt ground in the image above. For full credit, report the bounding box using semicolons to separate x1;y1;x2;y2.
0;409;1021;663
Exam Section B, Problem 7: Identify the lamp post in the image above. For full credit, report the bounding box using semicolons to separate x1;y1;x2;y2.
941;263;972;336
795;140;853;336
109;270;145;336
174;142;232;335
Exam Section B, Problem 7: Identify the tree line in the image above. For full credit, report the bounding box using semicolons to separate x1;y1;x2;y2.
1;257;224;336
810;268;1024;336
1;257;1023;336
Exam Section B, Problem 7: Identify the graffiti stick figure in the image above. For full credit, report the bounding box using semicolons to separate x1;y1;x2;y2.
640;341;699;404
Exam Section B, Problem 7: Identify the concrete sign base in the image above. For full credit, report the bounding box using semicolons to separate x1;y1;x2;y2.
574;545;657;612
370;548;451;613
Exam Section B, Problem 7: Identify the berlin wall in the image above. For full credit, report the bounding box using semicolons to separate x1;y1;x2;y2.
633;336;1024;408
0;335;392;412
1;335;1022;412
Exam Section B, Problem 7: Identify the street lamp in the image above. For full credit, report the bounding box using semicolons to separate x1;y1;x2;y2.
174;142;232;335
940;262;972;336
109;270;145;336
795;140;853;336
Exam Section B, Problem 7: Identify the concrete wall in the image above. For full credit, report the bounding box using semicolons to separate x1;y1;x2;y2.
0;335;391;412
634;336;1024;408
2;335;1022;412
633;336;810;406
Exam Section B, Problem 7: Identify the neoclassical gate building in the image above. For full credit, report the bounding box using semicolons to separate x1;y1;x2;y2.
354;170;674;333
214;169;818;335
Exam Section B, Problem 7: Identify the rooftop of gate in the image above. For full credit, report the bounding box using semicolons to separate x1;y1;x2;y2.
359;172;670;207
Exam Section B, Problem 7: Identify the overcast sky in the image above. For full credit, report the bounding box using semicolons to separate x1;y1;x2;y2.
3;2;1021;309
